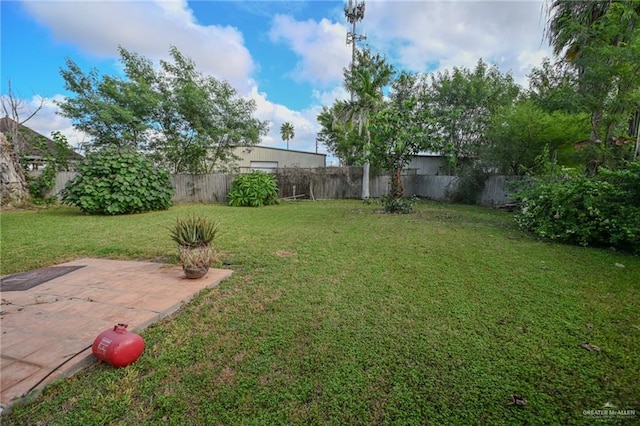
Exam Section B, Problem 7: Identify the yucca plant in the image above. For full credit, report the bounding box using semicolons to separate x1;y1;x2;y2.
169;214;219;278
169;215;218;248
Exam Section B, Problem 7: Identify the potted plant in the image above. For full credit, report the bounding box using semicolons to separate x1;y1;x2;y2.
169;214;218;279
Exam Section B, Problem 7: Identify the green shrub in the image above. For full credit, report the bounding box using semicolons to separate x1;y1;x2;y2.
61;146;174;215
380;195;418;214
227;171;278;207
448;167;488;205
25;166;57;205
514;163;640;253
24;131;74;205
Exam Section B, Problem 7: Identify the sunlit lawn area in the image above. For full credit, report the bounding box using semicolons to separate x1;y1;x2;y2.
1;200;638;424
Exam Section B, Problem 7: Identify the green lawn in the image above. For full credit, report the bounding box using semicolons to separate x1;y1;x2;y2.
1;200;638;425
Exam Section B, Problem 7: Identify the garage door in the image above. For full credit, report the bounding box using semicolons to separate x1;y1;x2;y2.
250;161;278;173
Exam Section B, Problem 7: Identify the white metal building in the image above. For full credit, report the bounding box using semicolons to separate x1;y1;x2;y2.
406;152;448;175
231;146;326;172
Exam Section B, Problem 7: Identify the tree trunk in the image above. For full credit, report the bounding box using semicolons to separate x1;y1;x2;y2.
362;161;370;199
590;110;603;142
635;120;640;161
391;167;403;199
361;127;370;199
0;133;30;207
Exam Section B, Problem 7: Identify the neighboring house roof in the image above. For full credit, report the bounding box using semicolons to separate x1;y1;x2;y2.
0;116;83;161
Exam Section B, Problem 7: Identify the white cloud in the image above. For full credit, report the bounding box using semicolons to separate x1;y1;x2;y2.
312;85;350;106
269;15;352;86
362;0;552;85
249;84;323;153
21;89;327;156
22;0;254;89
17;0;556;158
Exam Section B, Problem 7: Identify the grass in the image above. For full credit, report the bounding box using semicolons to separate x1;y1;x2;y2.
1;200;639;425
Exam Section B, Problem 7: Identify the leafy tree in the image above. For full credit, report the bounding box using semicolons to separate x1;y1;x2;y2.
544;0;612;61
58;46;268;173
370;72;439;198
545;0;640;170
527;58;580;114
280;122;294;150
485;100;590;175
335;48;395;199
57;47;158;150
425;59;520;170
317;104;362;166
152;46;268;174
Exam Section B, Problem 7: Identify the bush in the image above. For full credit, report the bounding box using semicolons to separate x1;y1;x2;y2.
380;195;418;214
227;171;278;207
24;131;74;205
448;167;488;205
514;163;640;253
25;166;57;205
61;147;174;215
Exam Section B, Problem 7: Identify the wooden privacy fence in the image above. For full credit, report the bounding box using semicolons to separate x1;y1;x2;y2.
50;168;522;206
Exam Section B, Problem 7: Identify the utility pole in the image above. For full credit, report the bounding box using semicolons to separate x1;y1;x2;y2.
344;0;366;101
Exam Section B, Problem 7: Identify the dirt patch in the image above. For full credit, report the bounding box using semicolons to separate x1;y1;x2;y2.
218;366;236;385
275;250;296;257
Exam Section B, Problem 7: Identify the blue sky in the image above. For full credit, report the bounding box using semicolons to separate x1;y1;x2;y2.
1;0;552;160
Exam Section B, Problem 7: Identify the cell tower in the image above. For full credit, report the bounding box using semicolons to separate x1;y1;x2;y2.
344;0;366;100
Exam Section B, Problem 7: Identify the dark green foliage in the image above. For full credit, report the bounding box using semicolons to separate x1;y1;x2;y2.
426;59;521;168
169;214;218;248
380;195;418;214
24;131;75;204
25;166;57;205
57;51;158;149
545;1;640;154
227;171;278;207
57;46;267;171
448;167;488;205
485;100;590;175
319;48;395;175
514;162;640;253
61;146;173;215
370;72;440;200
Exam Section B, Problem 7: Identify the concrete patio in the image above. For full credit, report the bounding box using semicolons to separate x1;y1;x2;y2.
0;258;232;412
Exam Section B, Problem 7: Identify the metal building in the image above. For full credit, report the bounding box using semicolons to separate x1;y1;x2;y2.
231;146;326;172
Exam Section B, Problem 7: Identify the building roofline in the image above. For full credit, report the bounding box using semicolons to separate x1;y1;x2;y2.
237;145;327;157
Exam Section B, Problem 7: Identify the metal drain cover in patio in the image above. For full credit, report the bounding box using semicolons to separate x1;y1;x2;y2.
0;265;86;292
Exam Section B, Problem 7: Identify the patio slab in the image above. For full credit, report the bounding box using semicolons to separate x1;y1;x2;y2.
0;258;232;412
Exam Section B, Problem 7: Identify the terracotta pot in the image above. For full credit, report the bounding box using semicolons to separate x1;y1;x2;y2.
179;245;213;279
183;264;209;279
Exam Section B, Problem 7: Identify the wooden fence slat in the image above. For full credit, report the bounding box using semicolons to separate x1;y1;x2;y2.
47;168;521;206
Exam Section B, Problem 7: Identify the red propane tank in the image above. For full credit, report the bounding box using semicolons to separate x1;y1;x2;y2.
92;323;145;367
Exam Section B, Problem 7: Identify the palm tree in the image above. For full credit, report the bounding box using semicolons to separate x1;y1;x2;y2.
545;0;608;147
545;0;640;167
545;0;611;61
336;48;394;199
280;122;294;150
